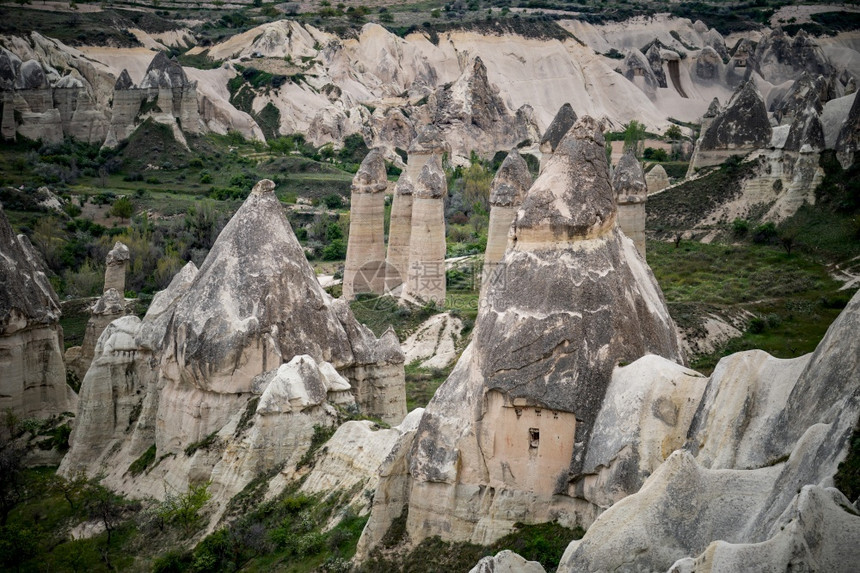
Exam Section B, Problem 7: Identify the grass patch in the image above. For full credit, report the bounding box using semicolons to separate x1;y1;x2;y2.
128;444;157;477
184;432;219;457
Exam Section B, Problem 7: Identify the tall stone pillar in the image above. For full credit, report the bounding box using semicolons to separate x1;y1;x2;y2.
104;241;130;293
405;124;449;183
483;149;532;293
384;173;414;293
402;155;447;306
612;150;648;258
539;103;577;173
343;148;388;300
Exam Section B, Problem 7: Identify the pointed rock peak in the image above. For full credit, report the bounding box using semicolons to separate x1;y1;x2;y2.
114;69;133;90
106;241;130;264
646;43;662;59
612;150;647;205
785;106;825;151
705;97;721;117
540;102;578;152
15;60;47;89
408;124;449;155
394;172;415;196
352;148;388;193
514;115;614;243
414;155;446;199
251;178;275;196
772;26;785;38
701;81;770;150
140;51;189;89
489;148;533;207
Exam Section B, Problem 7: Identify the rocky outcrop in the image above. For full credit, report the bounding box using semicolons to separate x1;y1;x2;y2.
469;551;546;573
343;149;388;299
402;156;447;306
65;242;130;381
483;148;532;290
0;207;75;418
612;150;648;257
689;81;771;173
431;57;536;158
646;44;667;89
695;46;723;82
558;290;860;572
703;28;729;63
104;52;201;148
384;173;414;293
539;102;577;170
360;117;685;552
753;28;831;86
405;124;449;183
836;92;860;168
645;163;670;194
623;49;659;98
772;73;829;124
60;180;406;510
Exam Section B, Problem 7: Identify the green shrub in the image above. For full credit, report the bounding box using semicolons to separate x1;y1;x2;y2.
321;239;346;261
732;218;749;238
128;444;157;476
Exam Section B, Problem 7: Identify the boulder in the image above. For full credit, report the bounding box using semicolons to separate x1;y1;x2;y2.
469;550;546;573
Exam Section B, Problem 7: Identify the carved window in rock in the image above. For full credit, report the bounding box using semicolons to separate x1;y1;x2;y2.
529;428;540;449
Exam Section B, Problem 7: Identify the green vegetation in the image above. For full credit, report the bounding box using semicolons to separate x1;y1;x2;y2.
648;239;855;373
128;444;157;477
362;520;584;572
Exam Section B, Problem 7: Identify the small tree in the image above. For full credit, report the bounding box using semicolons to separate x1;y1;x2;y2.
622;120;646;157
111;196;133;223
665;125;682;142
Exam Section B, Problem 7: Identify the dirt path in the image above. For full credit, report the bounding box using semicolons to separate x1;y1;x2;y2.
668;60;688;99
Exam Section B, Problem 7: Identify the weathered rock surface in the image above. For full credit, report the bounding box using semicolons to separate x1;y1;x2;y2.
402;156;447;306
645;163;670;194
539;103;577;156
753;28;831;86
0;207;75;418
402;312;464;370
104;241;130;293
695;46;723;82
343;149;388;299
361;117;685;552
483;148;533;289
612;150;648;257
469;550;547;573
384;173;414;292
624;49;660;98
557;289;860;572
836;91;860;168
646;44;667;89
60;180;406;515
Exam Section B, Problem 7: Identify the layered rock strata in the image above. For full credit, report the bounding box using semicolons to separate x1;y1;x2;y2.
343;149;388;299
384;173;414;293
405;124;449;183
402;156;447;306
60;180;406;514
482;148;532;292
0;207;76;417
612;150;648;257
103;241;130;293
360;117;686;553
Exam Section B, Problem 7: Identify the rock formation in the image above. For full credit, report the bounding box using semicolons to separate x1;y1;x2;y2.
65;242;130;381
343;149;388;299
645;163;670;194
558;289;860;572
0;207;76;418
103;242;130;294
104;52;201;148
360;117;685;553
470;551;546;573
402;156;447;306
753;28;831;86
646;44;667;89
60;180;406;514
483;148;532;291
695;46;724;82
612;150;648;257
836;92;860;169
431;57;537;157
689;81;771;172
539;103;577;170
703;28;729;62
623;49;660;98
384;173;414;293
405;124;449;183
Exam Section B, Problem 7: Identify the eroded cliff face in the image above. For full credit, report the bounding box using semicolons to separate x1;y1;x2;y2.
60;180;406;520
0;207;76;418
558;289;860;573
359;117;686;553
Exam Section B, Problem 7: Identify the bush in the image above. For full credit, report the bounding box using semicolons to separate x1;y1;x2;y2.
731;218;749;238
752;222;777;244
321;239;346;261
